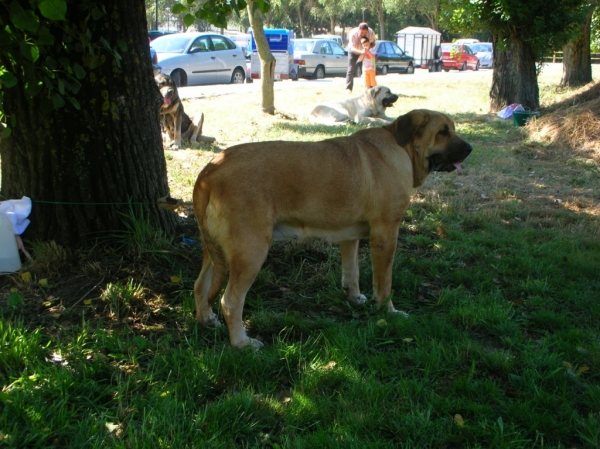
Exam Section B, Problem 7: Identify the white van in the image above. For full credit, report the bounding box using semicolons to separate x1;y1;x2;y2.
313;34;343;47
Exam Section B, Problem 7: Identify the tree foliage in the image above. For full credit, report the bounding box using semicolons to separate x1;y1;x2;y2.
0;0;118;138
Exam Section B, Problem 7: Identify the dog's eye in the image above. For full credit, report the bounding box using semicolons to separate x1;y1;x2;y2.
438;126;450;136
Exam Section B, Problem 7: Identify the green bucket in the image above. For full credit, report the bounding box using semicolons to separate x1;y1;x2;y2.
513;110;540;127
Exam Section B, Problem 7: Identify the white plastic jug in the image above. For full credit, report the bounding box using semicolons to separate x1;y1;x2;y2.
0;213;21;273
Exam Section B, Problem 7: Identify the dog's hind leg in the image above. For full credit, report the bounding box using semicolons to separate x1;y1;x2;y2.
340;240;366;305
220;238;270;349
194;249;225;328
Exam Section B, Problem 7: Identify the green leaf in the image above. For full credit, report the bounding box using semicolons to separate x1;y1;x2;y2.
36;26;55;46
66;96;81;110
51;92;65;109
0;71;18;88
73;63;86;80
172;3;187;14
183;13;195;28
1;125;12;139
10;4;40;32
38;0;67;21
24;80;43;98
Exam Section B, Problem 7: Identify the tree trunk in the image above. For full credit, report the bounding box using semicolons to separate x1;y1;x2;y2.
377;7;385;40
560;3;596;87
248;0;276;115
490;35;539;111
0;0;176;247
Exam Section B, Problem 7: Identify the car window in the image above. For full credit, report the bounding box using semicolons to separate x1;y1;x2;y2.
331;42;346;56
390;43;403;55
294;40;315;52
151;36;189;53
319;42;332;55
211;35;234;51
190;36;211;52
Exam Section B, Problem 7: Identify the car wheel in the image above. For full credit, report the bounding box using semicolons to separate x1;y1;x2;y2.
406;64;414;74
433;45;442;59
171;70;186;87
460;61;467;71
231;68;245;84
381;65;388;76
475;61;480;71
314;65;325;79
355;64;362;78
443;68;449;72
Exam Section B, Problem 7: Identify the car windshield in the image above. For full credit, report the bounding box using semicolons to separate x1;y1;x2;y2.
293;40;316;52
151;36;190;53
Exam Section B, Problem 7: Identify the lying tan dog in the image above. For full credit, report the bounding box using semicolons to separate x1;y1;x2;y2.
155;73;215;149
310;86;398;125
193;109;472;348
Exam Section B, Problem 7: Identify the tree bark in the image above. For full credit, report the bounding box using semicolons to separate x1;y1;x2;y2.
248;0;276;115
490;35;539;111
560;3;596;87
0;0;176;247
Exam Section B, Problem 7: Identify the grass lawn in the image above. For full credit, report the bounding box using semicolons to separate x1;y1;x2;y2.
1;65;599;448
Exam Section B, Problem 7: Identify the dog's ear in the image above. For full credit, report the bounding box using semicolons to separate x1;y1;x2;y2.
389;110;429;147
371;86;382;98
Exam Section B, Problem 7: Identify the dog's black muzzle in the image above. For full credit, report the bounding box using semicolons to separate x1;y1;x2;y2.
382;94;399;108
429;141;473;172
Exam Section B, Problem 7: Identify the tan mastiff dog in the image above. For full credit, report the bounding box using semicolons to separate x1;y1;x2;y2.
193;109;472;348
310;86;399;125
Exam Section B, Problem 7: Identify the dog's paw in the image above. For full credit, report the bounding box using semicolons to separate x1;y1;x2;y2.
233;337;264;350
389;308;409;318
201;315;222;328
349;294;367;305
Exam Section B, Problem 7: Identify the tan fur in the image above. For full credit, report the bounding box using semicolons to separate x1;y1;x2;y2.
193;109;472;348
310;86;399;125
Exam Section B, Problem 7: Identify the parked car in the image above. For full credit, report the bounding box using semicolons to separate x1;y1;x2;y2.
467;42;493;69
150;47;161;76
455;38;479;44
369;40;415;75
150;32;246;87
148;30;176;41
312;34;344;47
441;43;480;71
292;38;348;79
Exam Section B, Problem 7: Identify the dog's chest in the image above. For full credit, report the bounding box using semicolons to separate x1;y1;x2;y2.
272;222;370;243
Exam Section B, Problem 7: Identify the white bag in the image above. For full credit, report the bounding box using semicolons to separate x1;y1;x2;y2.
497;103;525;119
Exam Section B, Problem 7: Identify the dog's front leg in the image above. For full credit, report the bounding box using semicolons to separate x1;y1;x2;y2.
173;111;183;149
369;224;407;315
339;240;366;305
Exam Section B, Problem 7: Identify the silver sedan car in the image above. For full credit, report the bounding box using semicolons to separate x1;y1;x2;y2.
151;32;247;87
293;39;348;79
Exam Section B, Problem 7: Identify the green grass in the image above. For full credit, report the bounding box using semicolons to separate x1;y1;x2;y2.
1;66;600;448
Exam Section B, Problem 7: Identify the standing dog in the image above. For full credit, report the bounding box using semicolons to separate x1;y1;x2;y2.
155;73;215;149
310;86;399;125
193;110;472;348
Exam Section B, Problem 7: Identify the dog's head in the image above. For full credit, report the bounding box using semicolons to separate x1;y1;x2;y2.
155;73;178;109
369;86;399;108
384;109;472;187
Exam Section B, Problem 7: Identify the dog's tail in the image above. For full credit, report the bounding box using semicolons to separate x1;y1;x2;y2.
193;182;228;302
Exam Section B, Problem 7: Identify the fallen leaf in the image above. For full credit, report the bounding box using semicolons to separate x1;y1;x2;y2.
21;272;32;283
83;299;93;305
170;275;181;283
454;414;465;426
38;279;48;287
579;366;590;373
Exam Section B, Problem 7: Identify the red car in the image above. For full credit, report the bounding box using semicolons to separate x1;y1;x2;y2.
441;43;480;71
